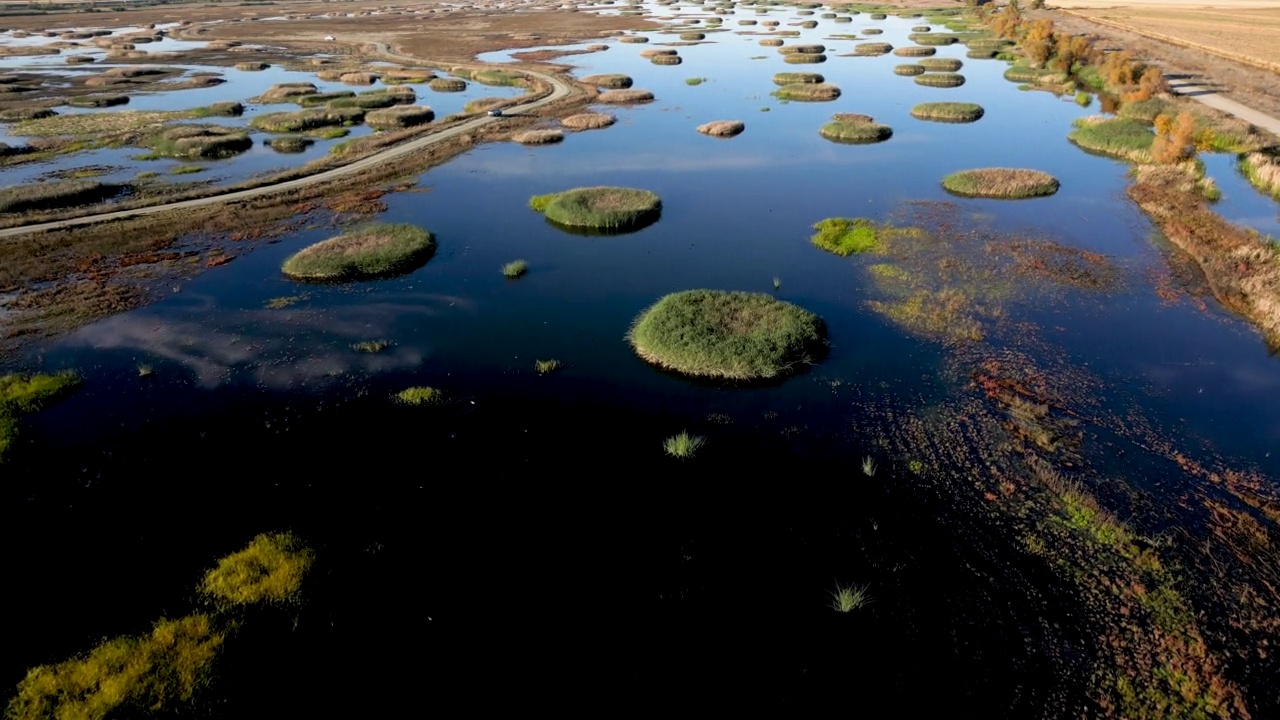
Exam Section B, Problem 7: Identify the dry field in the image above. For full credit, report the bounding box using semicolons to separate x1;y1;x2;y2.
1064;4;1280;72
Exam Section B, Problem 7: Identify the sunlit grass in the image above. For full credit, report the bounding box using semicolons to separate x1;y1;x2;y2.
396;386;446;405
535;358;562;375
282;223;434;281
663;431;705;459
810;217;881;256
862;456;877;476
200;532;314;606
830;583;871;612
502;259;528;278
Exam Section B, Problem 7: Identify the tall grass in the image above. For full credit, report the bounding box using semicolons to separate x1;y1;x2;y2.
941;168;1060;199
281;222;435;280
513;129;564;145
893;45;936;57
894;64;925;76
597;89;655;104
918;57;962;72
772;82;840;101
914;73;965;88
819;115;892;144
200;532;314;605
772;71;824;85
365;105;434;130
580;73;633;88
249;107;363;132
1067;116;1154;163
561;113;615;130
663;431;706;459
853;42;893;56
830;583;871;612
0;180;123;214
428;78;467;92
628;290;826;380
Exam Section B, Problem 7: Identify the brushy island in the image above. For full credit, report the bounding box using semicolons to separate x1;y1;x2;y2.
0;371;79;461
941;168;1061;199
628;290;826;381
911;102;984;123
529;186;661;231
282;223;435;281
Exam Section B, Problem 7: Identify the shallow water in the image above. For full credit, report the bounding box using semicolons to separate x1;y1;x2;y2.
3;3;1280;716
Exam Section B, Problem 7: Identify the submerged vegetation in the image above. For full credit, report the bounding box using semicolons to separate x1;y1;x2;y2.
628;290;826;381
281;223;435;281
941;168;1060;199
529;186;662;231
200;532;314;606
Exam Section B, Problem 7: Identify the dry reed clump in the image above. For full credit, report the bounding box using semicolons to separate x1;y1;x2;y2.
597;89;655;104
910;102;984;123
759;38;784;47
0;107;56;121
773;72;823;85
513;128;565;145
145;125;252;159
862;28;884;35
941;168;1060;199
428;78;467;92
909;32;958;46
102;66;173;79
234;61;268;71
66;94;129;108
339;72;377;85
365;105;434;130
315;69;347;81
619;35;649;43
561;112;616;130
773;82;840;101
580;73;633;88
912;25;931;32
383;69;435;83
762;20;780;27
255;82;317;102
282;222;435;280
463;97;505;114
697;120;744;137
915;73;965;88
895;64;925;76
967;49;998;60
778;44;825;55
83;75;130;88
651;54;683;66
1241;152;1280;199
819;114;893;144
893;45;936;57
919;57;962;72
639;48;677;58
738;19;757;26
265;136;314;153
296;91;355;106
853;42;893;56
0;179;124;214
784;53;826;64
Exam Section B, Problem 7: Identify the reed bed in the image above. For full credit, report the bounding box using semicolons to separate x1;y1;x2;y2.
759;38;784;47
255;82;317;102
894;64;925;76
282;223;435;280
561;112;616;130
513;128;565;144
893;45;936;57
773;72;823;85
778;44;825;55
941;168;1060;199
853;42;893;56
619;35;649;43
914;73;965;88
1067;116;1153;162
249;107;364;133
639;48;677;58
234;61;268;71
909;33;958;46
428;78;467;92
66;94;128;108
265;136;314;153
145;125;252;159
918;57;962;72
783;53;826;64
339;72;377;85
819;114;893;144
910;102;984;122
529;186;661;230
0;179;123;213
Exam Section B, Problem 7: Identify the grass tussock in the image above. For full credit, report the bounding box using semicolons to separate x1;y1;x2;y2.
530;186;661;231
914;72;965;88
0;180;123;214
143;125;252;159
472;69;522;87
580;73;633;88
663;431;705;459
783;53;827;64
352;340;391;353
6;615;223;720
772;72;824;85
893;45;937;57
535;358;561;375
200;532;314;606
628;289;826;380
0;371;79;461
339;72;377;85
249;107;363;133
281;222;434;281
910;32;958;46
428;78;467;92
265;136;314;153
396;386;445;405
597;89;655;104
0;107;57;121
618;35;649;44
365;105;434;130
513;129;564;145
759;38;784;47
1068;116;1153;163
942;168;1060;199
651;54;683;66
697;120;744;137
1240;151;1280;200
910;101;984;123
778;44;825;55
853;42;893;56
67;94;128;108
918;57;962;72
255;82;317;103
773;82;840;101
234;61;268;71
811;217;882;255
894;64;925;76
639;48;676;58
819;115;893;144
561;113;615;130
830;583;870;612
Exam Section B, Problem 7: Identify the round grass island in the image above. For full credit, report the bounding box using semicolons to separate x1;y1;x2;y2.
282;223;435;280
941;168;1060;199
628;290;827;381
529;186;661;232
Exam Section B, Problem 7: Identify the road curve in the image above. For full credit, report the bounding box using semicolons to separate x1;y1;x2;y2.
0;50;573;239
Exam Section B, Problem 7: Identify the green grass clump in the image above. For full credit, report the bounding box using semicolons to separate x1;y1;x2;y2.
830;583;870;612
396;386;445;405
894;64;925;76
1118;97;1176;124
1003;64;1041;83
200;532;314;606
966;48;998;59
529;186;661;231
296;90;356;106
778;44;825;55
6;614;223;720
782;53;826;65
810;217;880;255
910;101;983;123
909;32;957;45
772;71;823;85
502;259;528;278
535;358;561;375
918;57;962;72
914;72;965;88
472;69;522;86
663;431;705;459
628;290;826;380
428;77;467;92
265;136;314;153
281;223;435;281
772;82;840;101
0;371;79;461
1067;117;1154;163
143;125;252;159
819;115;892;144
941;168;1060;199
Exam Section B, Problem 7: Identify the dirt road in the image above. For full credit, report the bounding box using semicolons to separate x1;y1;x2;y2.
0;47;573;239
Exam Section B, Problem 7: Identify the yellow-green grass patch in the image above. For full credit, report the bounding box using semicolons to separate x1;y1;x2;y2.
282;222;435;281
772;72;824;85
819;114;892;144
200;532;314;605
941;168;1060;199
810;217;883;255
893;45;936;57
894;64;925;76
580;73;633;88
529;186;661;231
365;105;434;130
598;89;655;104
918;57;962;72
396;386;446;405
773;82;840;101
1067;116;1154;163
910;101;983;123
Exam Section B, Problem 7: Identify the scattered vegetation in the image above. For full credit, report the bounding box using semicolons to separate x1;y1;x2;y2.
810;217;882;255
0;371;79;461
352;340;392;353
772;82;841;101
502;259;528;278
861;456;877;476
914;73;965;88
561;113;615;130
910;102;984;123
255;82;317;103
200;532;314;606
830;583;870;612
697;120;744;137
819;114;893;144
778;44;825;55
941;168;1061;199
628;290;826;381
529;186;661;231
396;386;446;405
663;431;706;459
281;223;435;281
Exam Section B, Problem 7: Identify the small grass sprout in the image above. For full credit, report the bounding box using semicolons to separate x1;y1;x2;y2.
663;431;705;459
862;456;877;476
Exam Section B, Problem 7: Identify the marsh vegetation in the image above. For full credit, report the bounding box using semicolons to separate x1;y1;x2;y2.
941;168;1060;199
529;186;661;231
281;223;435;281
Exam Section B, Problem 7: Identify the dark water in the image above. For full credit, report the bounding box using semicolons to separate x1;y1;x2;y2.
3;3;1280;716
